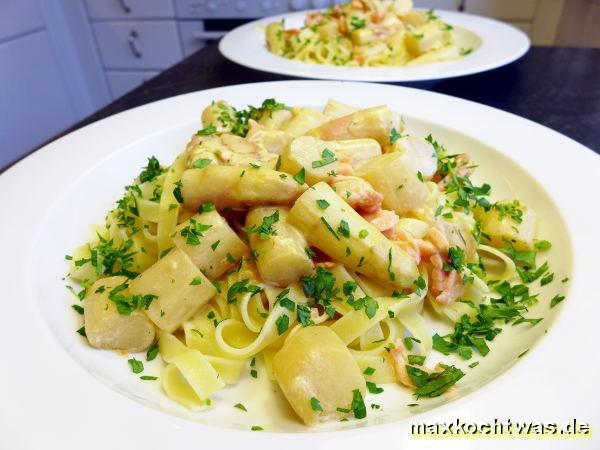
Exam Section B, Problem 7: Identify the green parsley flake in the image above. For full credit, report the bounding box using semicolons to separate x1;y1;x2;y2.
312;148;337;168
128;357;144;374
550;294;565;308
146;341;159;361
310;397;323;412
196;125;217;136
321;217;340;240
192;158;213;169
316;199;330;210
242;210;279;240
366;381;384;394
337;220;350;238
293;167;306;185
363;367;376;376
276;314;290;335
351;389;367;419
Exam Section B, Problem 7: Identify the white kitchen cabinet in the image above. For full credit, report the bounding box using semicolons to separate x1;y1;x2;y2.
93;20;184;70
106;70;160;98
0;0;45;42
0;31;77;169
85;0;175;20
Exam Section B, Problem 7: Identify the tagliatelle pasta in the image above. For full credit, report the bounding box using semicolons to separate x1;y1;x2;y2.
265;0;473;68
66;96;557;428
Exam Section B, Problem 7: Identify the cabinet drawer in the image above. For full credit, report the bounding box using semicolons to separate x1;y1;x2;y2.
464;0;538;21
106;70;160;99
174;0;289;18
178;21;217;57
85;0;175;20
93;21;183;70
0;0;44;42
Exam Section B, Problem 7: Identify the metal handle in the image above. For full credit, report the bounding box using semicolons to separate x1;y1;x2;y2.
118;0;131;13
192;30;227;40
127;30;142;58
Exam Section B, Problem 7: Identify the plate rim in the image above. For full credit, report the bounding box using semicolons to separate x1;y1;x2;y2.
219;9;531;82
1;80;599;449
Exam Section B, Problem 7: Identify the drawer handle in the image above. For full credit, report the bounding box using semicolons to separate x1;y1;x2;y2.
118;0;132;13
127;30;142;58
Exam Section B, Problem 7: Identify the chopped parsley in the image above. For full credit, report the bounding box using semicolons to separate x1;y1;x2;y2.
192;158;212;169
363;367;376;376
316;199;330;210
389;128;403;145
534;240;552;251
337;219;350;238
140;375;158;380
108;282;157;315
216;99;288;137
351;389;366;419
292;167;306;185
410;364;464;398
310;397;323;412
550;294;565;308
138;156;165;183
366;381;384;394
428;134;491;212
146;341;159;361
196;124;217;136
242;210;279;239
234;403;247;412
350;16;367;30
71;304;84;315
321;217;340;240
190;276;203;285
276;314;290;335
312;148;337;168
227;279;261;304
180;219;212;246
128;357;144;374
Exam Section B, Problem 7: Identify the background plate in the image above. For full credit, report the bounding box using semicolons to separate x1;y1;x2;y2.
219;10;530;82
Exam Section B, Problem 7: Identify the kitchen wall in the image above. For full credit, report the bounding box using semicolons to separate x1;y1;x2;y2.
0;0;595;171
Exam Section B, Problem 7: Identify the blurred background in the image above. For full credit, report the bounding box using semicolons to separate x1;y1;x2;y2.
1;0;599;170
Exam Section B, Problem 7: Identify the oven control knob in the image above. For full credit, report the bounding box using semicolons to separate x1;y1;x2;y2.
290;0;309;10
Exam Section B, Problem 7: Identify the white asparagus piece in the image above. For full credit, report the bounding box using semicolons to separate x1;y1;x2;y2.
288;182;419;289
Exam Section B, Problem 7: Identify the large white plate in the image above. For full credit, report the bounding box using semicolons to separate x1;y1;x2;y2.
219;10;530;82
1;81;599;450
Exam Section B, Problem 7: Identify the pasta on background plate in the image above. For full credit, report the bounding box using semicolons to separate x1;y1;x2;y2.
265;0;473;67
66;97;558;428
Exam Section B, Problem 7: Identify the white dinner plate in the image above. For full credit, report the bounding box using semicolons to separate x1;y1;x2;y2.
219;10;530;82
1;81;598;450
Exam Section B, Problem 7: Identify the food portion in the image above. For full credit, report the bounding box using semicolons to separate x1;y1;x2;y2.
265;0;473;67
66;97;561;428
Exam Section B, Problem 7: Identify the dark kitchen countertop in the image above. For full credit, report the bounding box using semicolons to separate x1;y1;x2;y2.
77;43;600;153
6;43;600;174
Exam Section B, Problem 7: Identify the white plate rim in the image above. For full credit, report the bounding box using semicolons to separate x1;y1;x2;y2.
219;10;531;82
1;80;599;449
